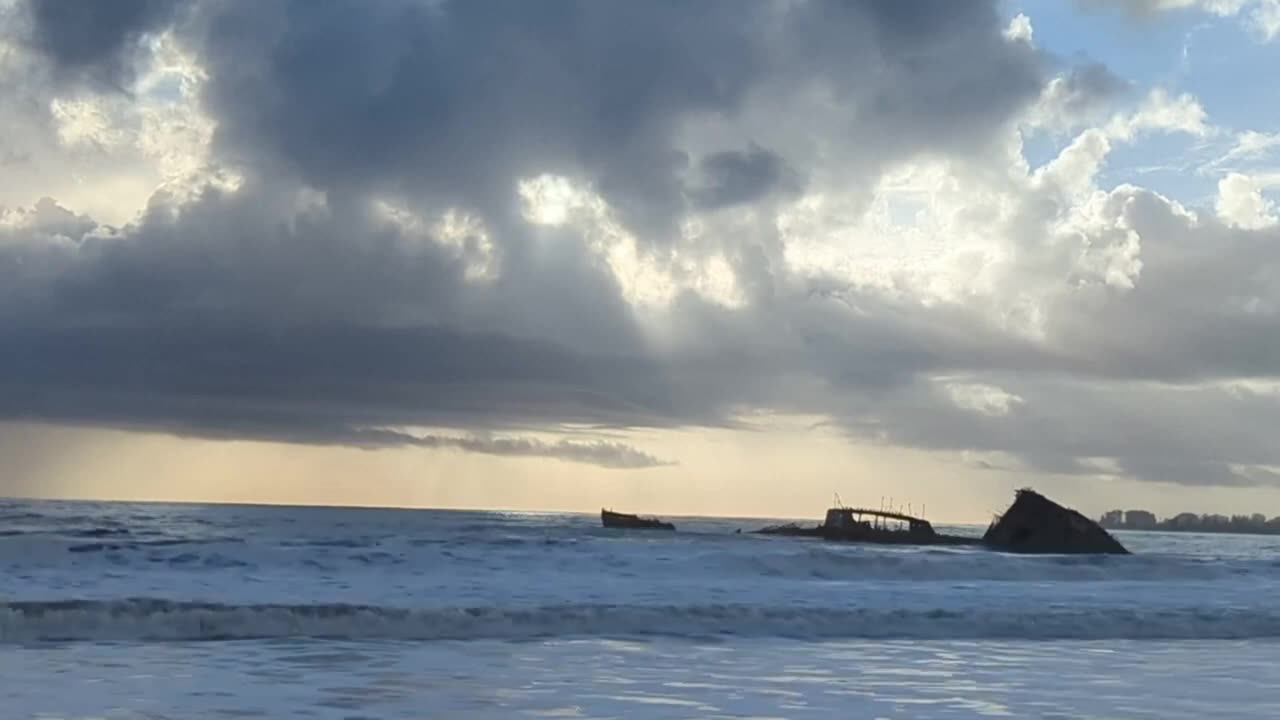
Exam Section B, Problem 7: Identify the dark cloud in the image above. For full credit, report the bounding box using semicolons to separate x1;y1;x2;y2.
176;0;1041;236
0;324;689;431
790;0;1044;154
351;430;674;469
1066;62;1131;98
188;0;764;236
16;0;1273;488
3;186;1280;482
827;372;1280;489
1045;62;1132;125
20;0;182;88
1040;189;1280;384
799;179;1280;488
687;145;802;210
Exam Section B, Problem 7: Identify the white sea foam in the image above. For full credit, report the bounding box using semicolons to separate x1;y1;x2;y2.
4;500;1280;718
2;499;1280;717
730;544;1254;581
5;598;1280;643
3;528;1273;583
5;501;1280;645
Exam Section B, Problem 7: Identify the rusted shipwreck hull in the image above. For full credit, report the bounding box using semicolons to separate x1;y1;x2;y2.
756;490;1129;555
756;507;979;547
601;509;675;531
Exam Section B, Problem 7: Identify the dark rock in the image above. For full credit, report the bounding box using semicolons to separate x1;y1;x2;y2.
601;509;675;531
983;489;1129;554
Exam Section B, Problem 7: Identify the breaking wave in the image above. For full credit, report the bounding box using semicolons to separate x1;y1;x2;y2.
731;546;1263;582
5;599;1280;643
3;534;1271;582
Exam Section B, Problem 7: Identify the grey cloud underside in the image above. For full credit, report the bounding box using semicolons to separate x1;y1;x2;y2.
687;146;803;210
832;373;1280;489
351;430;674;470
6;194;1278;486
1044;62;1133;126
0;325;685;428
831;189;1280;488
3;187;1279;484
1064;63;1131;100
14;0;1044;231
190;0;1041;230
21;0;182;88
0;323;681;469
6;1;1280;485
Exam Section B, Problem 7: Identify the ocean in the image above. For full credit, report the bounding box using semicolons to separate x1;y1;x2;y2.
3;499;1280;718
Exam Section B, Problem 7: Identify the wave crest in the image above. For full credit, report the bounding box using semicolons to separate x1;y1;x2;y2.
4;599;1280;643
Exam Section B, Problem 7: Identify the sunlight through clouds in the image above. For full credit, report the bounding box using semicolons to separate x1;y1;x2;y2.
3;0;1280;512
518;173;745;310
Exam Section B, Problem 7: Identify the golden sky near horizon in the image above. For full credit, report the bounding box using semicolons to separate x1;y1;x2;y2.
4;420;1276;523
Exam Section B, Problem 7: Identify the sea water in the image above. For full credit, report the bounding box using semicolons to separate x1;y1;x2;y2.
2;500;1280;718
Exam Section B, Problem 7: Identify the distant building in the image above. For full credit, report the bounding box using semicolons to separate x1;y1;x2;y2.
1094;508;1280;535
1124;510;1157;529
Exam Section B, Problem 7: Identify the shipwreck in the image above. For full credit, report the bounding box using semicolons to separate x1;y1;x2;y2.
601;509;675;531
754;489;1129;555
756;506;977;546
600;488;1129;554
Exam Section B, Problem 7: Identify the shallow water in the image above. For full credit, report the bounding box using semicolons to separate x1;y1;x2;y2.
2;499;1279;717
6;639;1280;719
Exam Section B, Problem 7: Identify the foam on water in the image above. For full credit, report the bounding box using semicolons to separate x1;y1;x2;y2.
4;500;1280;718
5;598;1280;643
4;499;1280;644
18;535;1273;581
3;514;1276;582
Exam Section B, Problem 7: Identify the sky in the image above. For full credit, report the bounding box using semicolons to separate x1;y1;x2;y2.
2;0;1279;522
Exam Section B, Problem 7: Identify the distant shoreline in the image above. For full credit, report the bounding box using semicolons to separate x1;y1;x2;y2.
1106;526;1280;537
1100;509;1280;537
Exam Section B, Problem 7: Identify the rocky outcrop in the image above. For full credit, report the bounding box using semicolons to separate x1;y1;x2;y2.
983;489;1129;554
601;509;675;531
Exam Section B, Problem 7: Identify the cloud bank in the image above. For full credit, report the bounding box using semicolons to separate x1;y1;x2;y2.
1;0;1278;486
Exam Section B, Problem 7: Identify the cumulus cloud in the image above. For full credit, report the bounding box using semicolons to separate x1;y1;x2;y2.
771;97;1280;488
687;145;802;210
1005;13;1035;45
1217;173;1279;228
1031;62;1132;133
20;0;183;88
2;0;1279;489
1104;88;1210;140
